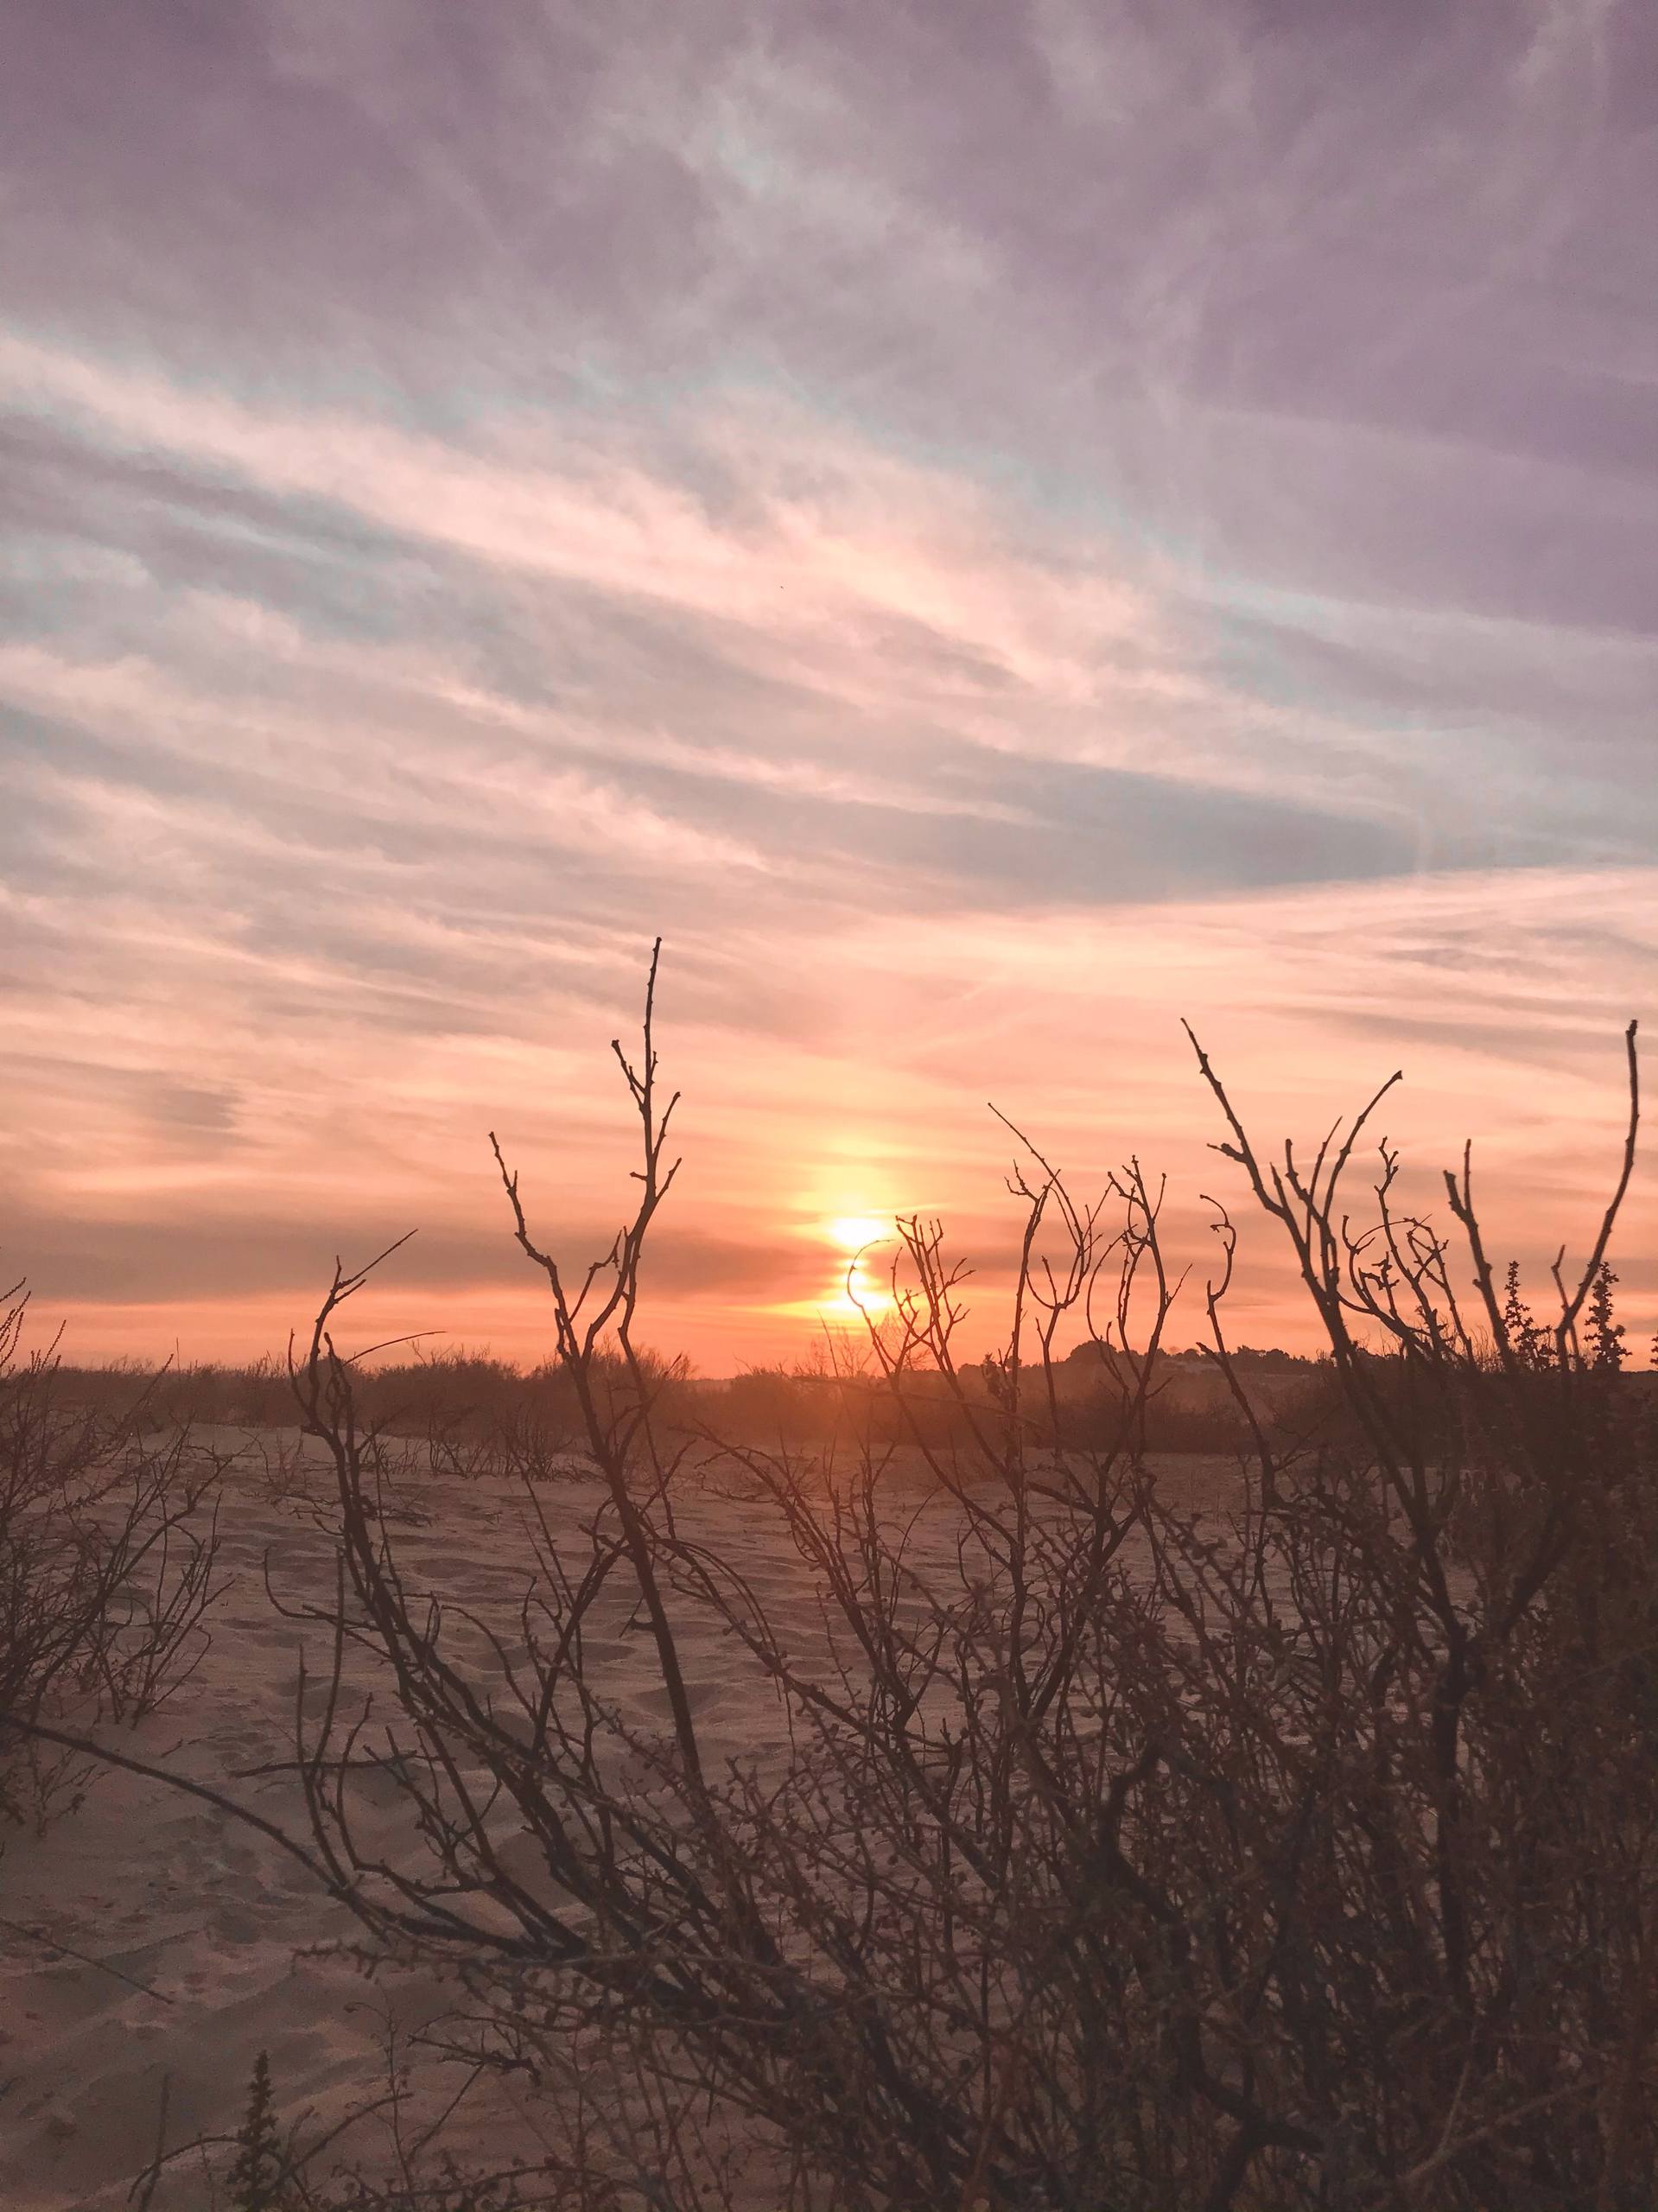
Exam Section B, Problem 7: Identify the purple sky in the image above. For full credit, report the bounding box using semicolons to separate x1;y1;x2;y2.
2;2;1654;1364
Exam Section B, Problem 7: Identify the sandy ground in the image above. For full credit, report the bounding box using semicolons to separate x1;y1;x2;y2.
1;1429;1245;2209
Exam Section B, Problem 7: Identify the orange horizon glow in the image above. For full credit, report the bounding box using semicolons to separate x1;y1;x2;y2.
20;880;1654;1379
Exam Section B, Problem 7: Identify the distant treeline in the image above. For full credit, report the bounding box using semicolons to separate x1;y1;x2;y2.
45;1339;1420;1463
49;1267;1651;1471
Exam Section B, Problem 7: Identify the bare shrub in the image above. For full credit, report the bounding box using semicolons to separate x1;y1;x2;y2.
50;1351;297;1433
217;953;1648;2209
0;1282;228;1834
12;956;1645;2208
51;1344;704;1494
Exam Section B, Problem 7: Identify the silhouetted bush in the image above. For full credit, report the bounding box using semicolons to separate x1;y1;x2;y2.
0;1282;227;1837
239;969;1653;2209
27;961;1649;2209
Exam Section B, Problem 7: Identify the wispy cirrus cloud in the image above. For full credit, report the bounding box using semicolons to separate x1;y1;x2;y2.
1;1;1653;1363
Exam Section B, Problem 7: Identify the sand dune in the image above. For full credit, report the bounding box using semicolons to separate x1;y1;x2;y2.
2;1428;1244;2208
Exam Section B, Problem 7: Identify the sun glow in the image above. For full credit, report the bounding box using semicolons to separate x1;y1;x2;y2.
824;1211;890;1253
765;1211;897;1323
816;1212;893;1318
814;1263;893;1322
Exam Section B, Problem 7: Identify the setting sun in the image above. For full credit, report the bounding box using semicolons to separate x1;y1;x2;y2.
764;1212;897;1322
824;1212;892;1253
820;1260;893;1321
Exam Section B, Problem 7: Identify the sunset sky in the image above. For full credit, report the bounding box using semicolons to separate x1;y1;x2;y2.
3;1;1654;1370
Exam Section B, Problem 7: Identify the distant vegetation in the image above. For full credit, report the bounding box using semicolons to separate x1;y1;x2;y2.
50;1337;1296;1458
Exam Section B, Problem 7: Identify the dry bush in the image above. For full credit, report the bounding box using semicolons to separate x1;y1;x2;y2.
54;1344;704;1498
227;956;1653;2210
16;955;1649;2209
0;1283;229;1835
400;1345;697;1488
51;1352;297;1433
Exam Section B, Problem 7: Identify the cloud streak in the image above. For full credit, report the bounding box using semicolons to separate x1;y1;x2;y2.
1;1;1653;1363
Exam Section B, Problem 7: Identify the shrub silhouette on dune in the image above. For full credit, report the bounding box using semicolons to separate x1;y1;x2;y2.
8;957;1650;2209
263;959;1653;2209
